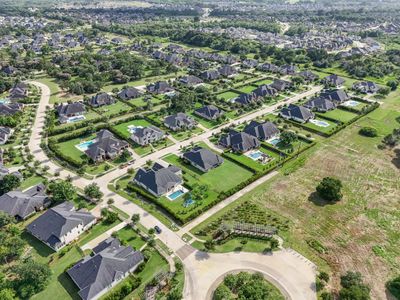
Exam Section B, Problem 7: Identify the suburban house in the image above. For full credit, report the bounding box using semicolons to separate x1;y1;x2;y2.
352;81;379;94
322;74;345;87
131;125;164;146
182;146;224;172
244;121;280;141
304;97;336;112
117;87;142;100
26;202;96;251
219;129;261;153
253;85;277;98
0;184;50;220
297;70;319;82
0;103;23;116
0;164;22;180
89;93;116;107
164;113;196;131
146;81;174;94
234;93;257;106
0;127;12;145
200;69;220;81
242;59;259;69
218;65;237;77
320;89;350;104
279;65;297;75
270;79;292;91
85;130;129;162
280;104;315;123
9;82;28;100
258;63;280;73
67;237;144;300
179;75;203;87
56;102;86;123
194;105;224;121
134;163;183;197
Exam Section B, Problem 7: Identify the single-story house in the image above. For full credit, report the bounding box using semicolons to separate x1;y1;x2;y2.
304;97;336;112
218;65;237;77
89;93;116;107
117;87;142;100
146;81;174;94
194;105;224;121
297;70;319;82
352;81;379;94
164;113;196;131
200;70;220;81
85;130;129;162
280;104;315;123
67;237;144;300
270;79;292;91
0;184;49;220
26;202;96;251
322;74;345;87
320;89;350;104
182;146;224;172
134;163;183;197
179;75;203;87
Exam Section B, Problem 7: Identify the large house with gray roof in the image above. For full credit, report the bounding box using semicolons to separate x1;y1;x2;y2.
134;163;183;197
88;93;116;107
322;74;345;88
0;102;23;116
67;237;144;300
117;87;142;100
85;130;129;162
10;82;28;100
320;89;350;104
27;202;96;251
244;121;280;141
0;127;12;145
57;102;86;123
182;146;224;172
0;184;49;220
164;113;196;131
352;81;379;94
304;97;336;112
280;104;315;123
131;125;164;146
146;81;174;94
219;129;260;153
194;105;224;121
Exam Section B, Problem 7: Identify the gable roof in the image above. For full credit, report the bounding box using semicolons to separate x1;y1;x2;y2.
244;121;280;140
67;237;144;300
323;74;345;86
117;87;141;100
85;130;128;161
134;163;182;196
320;89;349;103
0;103;23;116
57;102;86;116
27;202;95;250
304;97;336;111
89;93;115;107
164;113;196;129
219;130;260;152
280;104;314;121
182;146;224;171
194;105;223;120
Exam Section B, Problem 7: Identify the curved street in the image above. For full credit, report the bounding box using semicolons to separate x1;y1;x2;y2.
28;80;319;300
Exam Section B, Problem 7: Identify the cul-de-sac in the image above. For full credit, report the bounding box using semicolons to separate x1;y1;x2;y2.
0;1;399;299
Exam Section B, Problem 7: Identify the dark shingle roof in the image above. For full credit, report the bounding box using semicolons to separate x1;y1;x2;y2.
117;87;141;100
219;130;260;153
304;97;336;111
57;102;86;116
85;130;128;161
67;237;144;300
280;104;314;121
182;146;224;171
244;121;280;141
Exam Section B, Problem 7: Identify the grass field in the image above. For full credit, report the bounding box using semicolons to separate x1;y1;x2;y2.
236;84;257;94
217;91;240;101
114;225;146;250
320;109;359;123
192;89;400;298
94;101;131;117
56;133;96;164
111;119;153;139
128;96;163;107
253;78;273;86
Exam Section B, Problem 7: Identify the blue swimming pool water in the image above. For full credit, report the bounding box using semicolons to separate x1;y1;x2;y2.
268;138;280;146
168;190;184;200
310;119;330;128
68;115;85;123
248;151;263;160
344;100;360;107
76;140;95;151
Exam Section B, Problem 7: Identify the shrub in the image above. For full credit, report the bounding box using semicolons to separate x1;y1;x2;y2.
359;127;378;137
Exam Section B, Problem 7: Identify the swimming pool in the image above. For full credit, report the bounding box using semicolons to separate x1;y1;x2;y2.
76;140;95;151
248;150;263;160
309;119;330;128
343;100;360;107
267;137;281;146
67;115;86;123
127;125;143;134
0;98;9;104
167;189;185;200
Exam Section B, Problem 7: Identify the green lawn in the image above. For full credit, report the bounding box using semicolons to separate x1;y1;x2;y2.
55;110;101;130
20;175;45;190
128;96;163;108
253;78;273;86
115;225;146;250
163;153;254;193
111;119;153;139
217;91;240;101
78;219;121;247
56;134;96;164
320;109;359;123
192;237;274;253
236;84;257;94
170;126;204;141
94;101;131;117
301;118;338;134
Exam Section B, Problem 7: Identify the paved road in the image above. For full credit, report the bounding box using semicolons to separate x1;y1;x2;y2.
28;81;321;300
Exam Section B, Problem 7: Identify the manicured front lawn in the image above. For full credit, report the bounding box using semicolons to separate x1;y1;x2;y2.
20;175;45;190
163;153;253;193
170;126;204;141
217;91;240;101
128;96;163;108
192;237;274;253
253;78;273;86
78;219;121;247
320;109;359;123
115;225;146;250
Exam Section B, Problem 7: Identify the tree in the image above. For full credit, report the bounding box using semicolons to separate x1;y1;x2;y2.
0;289;15;300
0;174;21;195
378;86;390;97
11;259;51;299
101;209;118;224
120;149;131;162
0;211;14;228
387;79;399;91
131;214;140;225
279;131;298;146
213;284;233;300
316;177;343;202
84;183;103;202
48;180;76;202
339;271;370;300
387;276;400;299
359;127;378;137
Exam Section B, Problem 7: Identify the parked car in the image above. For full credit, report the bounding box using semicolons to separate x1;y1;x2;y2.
154;225;162;234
